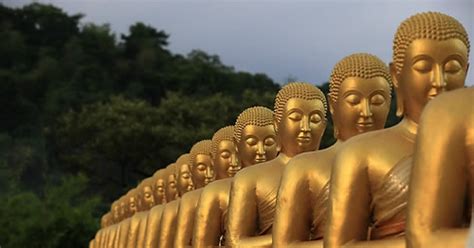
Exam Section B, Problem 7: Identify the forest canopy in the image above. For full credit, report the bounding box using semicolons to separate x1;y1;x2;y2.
0;3;399;247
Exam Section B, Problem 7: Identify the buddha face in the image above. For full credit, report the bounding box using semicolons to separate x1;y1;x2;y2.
154;176;166;204
192;153;214;188
119;199;128;220
112;203;120;223
214;140;239;179
276;98;326;157
177;162;194;196
166;173;178;201
128;194;138;216
236;124;278;167
392;38;468;123
140;185;155;210
331;76;391;141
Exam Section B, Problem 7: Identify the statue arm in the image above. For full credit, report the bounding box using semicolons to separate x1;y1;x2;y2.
273;163;312;246
324;147;371;247
225;173;258;247
193;187;222;247
144;206;163;248
235;234;272;247
406;102;468;248
159;201;179;247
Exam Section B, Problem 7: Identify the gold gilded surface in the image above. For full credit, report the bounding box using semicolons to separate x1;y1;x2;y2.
193;107;277;247
158;199;180;248
166;162;179;202
142;167;168;248
211;126;237;180
272;53;392;247
153;168;168;204
175;139;214;247
226;83;327;247
158;152;198;248
406;88;474;248
325;12;469;247
189;139;214;188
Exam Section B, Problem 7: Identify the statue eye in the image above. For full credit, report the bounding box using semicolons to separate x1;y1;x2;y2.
444;60;462;73
264;137;276;146
370;94;386;105
344;94;360;105
288;112;302;121
221;151;231;159
246;137;257;146
310;114;322;123
412;59;432;72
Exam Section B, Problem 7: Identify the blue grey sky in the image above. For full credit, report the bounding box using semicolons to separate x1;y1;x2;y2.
5;0;474;85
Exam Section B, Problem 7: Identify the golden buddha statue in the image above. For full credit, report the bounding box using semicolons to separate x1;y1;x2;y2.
272;53;392;247
165;162;179;202
127;178;156;248
116;189;138;248
103;202;121;248
406;88;473;248
153;168;167;204
95;212;111;248
194;107;279;247
175;140;214;247
159;154;194;247
324;12;469;247
144;166;173;248
226;82;327;247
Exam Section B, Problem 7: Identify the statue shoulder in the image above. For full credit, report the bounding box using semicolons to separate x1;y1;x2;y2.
181;188;202;204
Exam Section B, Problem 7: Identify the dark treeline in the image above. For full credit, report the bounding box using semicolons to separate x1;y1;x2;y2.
0;3;399;247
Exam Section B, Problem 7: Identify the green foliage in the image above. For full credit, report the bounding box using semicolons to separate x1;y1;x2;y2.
0;174;101;248
0;2;400;247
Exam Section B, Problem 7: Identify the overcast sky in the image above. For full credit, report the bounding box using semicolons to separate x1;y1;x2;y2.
5;0;474;85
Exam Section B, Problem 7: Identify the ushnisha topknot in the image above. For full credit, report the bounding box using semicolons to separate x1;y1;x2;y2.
174;154;189;175
189;140;213;167
211;126;235;158
234;106;274;143
329;53;392;103
393;11;470;74
153;167;167;178
138;177;154;191
274;82;327;124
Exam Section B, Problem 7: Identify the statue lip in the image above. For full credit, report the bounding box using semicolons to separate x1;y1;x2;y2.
297;136;312;143
254;157;267;163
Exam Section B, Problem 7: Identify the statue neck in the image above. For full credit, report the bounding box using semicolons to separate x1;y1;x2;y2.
277;152;292;164
398;117;418;142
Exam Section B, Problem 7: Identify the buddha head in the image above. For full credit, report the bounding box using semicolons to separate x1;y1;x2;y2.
119;196;128;220
329;53;393;141
175;154;194;196
152;168;167;204
190;140;214;187
137;177;156;211
126;188;139;217
391;12;469;123
165;163;179;201
274;82;327;157
100;212;110;228
234;106;278;168
112;200;120;223
211;125;239;179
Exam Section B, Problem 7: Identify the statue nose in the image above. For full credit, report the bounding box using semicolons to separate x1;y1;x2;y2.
256;142;265;155
431;65;447;89
300;116;310;132
230;153;238;166
360;99;373;117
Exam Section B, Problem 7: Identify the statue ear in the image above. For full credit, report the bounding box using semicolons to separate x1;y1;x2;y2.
390;62;404;117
